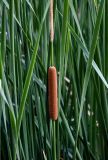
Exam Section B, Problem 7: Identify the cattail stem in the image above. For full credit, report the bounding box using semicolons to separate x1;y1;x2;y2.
51;41;54;66
53;121;56;160
50;0;54;66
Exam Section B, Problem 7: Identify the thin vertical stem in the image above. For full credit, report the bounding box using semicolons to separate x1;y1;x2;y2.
10;0;18;159
50;0;54;66
53;121;56;160
10;0;17;112
50;42;54;66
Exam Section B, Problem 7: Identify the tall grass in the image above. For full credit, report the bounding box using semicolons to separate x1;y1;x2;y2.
0;0;108;159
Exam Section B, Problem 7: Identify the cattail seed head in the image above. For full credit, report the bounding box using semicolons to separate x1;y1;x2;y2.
48;66;58;120
50;0;54;42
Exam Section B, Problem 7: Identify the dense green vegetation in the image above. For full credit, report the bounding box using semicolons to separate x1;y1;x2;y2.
0;0;108;159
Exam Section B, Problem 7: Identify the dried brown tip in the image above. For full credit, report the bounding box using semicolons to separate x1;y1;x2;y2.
50;0;54;42
48;66;58;120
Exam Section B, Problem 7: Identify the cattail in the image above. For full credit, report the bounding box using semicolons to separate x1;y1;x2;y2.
50;0;54;42
48;66;58;120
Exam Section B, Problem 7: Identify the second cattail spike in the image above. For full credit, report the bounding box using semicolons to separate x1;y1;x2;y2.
50;0;54;42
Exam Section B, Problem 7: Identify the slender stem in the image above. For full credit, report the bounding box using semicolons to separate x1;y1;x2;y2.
50;41;54;66
53;121;56;160
10;0;17;112
10;0;18;159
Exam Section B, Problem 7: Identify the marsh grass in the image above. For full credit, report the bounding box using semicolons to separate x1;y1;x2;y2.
0;0;108;159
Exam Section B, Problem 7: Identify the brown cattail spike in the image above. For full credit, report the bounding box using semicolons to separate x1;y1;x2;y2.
48;66;58;120
50;0;54;42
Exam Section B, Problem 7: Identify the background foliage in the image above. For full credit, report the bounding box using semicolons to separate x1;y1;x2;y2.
0;0;108;159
